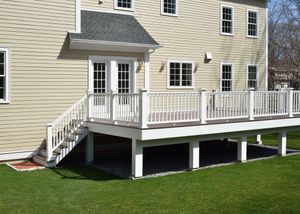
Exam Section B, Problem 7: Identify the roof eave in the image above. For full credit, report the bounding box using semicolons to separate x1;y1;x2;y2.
69;37;162;53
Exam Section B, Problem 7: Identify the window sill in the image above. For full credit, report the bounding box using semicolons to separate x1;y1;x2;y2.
220;32;235;37
114;7;134;12
246;35;259;39
0;100;10;104
161;13;179;17
167;86;195;90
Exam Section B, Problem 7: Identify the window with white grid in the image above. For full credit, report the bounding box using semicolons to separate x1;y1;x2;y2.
118;63;130;94
221;5;234;35
93;63;106;94
221;64;233;91
115;0;133;10
247;10;258;37
0;48;9;102
247;65;258;90
162;0;178;16
169;61;193;88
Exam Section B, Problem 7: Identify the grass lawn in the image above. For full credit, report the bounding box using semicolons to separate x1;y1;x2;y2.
249;131;300;150
0;132;300;213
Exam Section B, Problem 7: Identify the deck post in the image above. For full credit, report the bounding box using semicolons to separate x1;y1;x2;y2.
278;131;287;156
248;89;254;120
85;131;94;164
131;139;143;178
87;90;93;120
46;123;53;162
288;88;294;118
238;136;247;162
189;141;200;170
110;90;117;123
199;89;207;124
256;134;262;144
139;89;148;129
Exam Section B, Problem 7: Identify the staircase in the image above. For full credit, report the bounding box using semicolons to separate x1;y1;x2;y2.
33;96;89;167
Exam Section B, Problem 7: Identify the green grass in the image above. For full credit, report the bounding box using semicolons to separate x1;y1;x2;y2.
1;132;300;213
1;155;300;213
249;131;300;150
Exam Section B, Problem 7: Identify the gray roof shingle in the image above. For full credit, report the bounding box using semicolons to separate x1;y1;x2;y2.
69;10;159;46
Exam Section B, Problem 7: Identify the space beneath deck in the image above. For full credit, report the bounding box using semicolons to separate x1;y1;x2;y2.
91;140;299;178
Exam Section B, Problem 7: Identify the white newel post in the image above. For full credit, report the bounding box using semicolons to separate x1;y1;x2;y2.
189;141;200;169
139;89;148;129
278;131;287;156
248;89;254;120
87;90;93;120
131;139;143;178
110;90;117;123
288;88;294;117
256;134;262;145
199;89;207;124
238;136;247;162
46;123;53;162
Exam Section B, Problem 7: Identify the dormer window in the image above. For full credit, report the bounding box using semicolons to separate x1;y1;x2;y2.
114;0;134;11
161;0;179;16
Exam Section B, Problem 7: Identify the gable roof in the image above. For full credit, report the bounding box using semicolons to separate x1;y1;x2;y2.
69;10;160;49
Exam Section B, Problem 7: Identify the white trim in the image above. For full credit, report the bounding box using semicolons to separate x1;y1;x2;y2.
220;4;235;36
220;62;234;91
88;56;138;93
161;0;179;17
246;64;259;90
0;47;10;104
75;0;81;33
81;8;134;16
246;9;259;39
265;2;269;90
114;0;135;12
144;51;150;91
0;150;37;161
167;60;195;89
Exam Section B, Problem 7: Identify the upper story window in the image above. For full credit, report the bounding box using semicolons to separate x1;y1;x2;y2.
114;0;134;11
161;0;178;16
168;61;194;88
247;10;258;38
221;63;233;91
247;65;258;90
0;48;10;103
220;5;234;36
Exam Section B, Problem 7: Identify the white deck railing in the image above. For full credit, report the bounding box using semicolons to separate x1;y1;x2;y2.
86;89;300;128
46;95;87;161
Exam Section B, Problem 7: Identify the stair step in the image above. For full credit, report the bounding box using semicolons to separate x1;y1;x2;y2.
40;149;60;159
80;123;88;128
33;155;47;166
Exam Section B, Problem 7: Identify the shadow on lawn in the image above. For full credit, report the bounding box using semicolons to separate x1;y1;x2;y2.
50;165;122;182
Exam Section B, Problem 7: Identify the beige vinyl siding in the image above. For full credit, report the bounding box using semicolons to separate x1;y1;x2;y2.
0;0;144;153
0;0;266;153
83;0;267;92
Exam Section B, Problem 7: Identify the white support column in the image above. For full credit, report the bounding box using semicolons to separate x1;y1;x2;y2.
85;131;94;164
256;134;262;145
238;136;247;162
144;52;150;91
87;90;93;120
189;141;200;170
278;131;287;156
131;139;143;178
46;123;53;162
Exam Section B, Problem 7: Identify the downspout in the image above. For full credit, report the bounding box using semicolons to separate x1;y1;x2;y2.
265;0;269;90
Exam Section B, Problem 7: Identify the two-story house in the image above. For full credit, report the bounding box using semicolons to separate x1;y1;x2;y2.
1;0;300;178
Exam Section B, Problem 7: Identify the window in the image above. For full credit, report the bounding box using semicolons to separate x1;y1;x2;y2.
0;48;9;103
247;10;258;38
247;65;258;90
221;5;234;35
114;0;134;11
161;0;178;16
93;63;106;94
221;63;233;91
168;61;194;88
